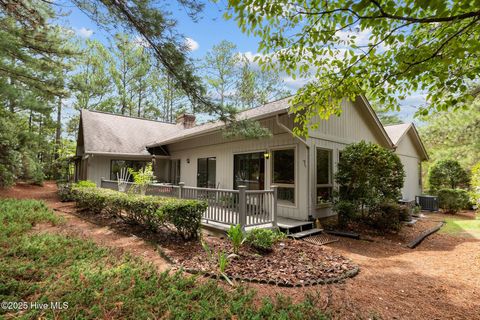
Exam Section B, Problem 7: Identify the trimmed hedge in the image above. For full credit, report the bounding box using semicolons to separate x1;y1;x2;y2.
69;186;207;240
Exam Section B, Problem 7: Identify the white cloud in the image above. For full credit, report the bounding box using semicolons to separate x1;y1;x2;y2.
76;27;93;38
336;28;372;47
185;37;199;51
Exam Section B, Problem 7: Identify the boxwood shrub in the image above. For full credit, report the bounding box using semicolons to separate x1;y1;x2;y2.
69;186;207;239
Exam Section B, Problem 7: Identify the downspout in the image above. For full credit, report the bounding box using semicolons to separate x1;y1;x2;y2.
275;114;312;220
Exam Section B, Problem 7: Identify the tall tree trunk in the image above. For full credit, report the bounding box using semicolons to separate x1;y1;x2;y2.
55;98;62;160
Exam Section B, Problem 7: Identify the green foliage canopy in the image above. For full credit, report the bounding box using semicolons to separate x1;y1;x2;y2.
226;0;480;136
428;160;470;191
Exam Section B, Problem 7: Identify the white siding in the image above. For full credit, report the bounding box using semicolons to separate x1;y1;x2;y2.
395;131;422;200
306;98;389;217
308;98;390;148
87;156;111;186
168;116;310;220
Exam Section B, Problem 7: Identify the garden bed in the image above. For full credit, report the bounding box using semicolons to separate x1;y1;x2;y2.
160;235;359;287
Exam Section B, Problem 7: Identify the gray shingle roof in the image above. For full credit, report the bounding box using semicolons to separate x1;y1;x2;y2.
147;97;292;147
81;109;183;156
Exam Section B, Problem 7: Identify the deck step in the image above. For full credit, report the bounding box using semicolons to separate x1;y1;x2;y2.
289;228;324;239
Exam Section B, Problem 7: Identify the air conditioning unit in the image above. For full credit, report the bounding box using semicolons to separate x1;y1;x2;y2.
416;195;439;211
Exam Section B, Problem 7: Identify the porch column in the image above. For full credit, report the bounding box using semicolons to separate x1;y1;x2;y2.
238;185;247;230
271;185;278;227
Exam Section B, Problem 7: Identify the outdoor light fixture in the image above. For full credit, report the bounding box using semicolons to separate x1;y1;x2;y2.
263;152;270;159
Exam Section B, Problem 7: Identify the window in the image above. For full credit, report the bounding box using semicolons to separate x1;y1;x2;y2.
110;160;148;181
272;149;295;204
170;159;181;184
316;149;333;204
197;157;216;188
234;152;265;190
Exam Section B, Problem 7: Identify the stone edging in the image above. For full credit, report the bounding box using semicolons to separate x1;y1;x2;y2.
157;245;360;287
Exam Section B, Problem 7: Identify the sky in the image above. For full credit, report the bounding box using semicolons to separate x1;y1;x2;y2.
58;0;425;123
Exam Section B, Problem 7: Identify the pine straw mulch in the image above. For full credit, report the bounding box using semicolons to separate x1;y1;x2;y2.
159;235;359;287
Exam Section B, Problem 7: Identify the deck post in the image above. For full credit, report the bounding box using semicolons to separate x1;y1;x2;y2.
178;182;184;199
271;185;278;228
238;185;247;230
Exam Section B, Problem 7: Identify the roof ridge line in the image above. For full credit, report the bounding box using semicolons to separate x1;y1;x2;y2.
82;109;177;125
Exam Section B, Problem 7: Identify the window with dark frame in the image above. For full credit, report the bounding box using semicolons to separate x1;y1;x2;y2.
169;159;181;184
316;148;333;204
197;157;216;188
110;160;148;181
272;149;295;205
234;152;265;190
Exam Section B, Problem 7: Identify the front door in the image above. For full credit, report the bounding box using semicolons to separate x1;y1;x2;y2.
233;152;265;190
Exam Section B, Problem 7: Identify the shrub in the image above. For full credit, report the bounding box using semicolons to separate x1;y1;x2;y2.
71;187;109;214
227;224;245;254
69;187;206;240
245;228;285;252
336;141;405;206
471;162;480;208
428;160;470;191
333;200;357;228
334;141;405;228
161;199;207;239
76;180;97;188
57;183;74;202
438;188;470;213
364;201;408;233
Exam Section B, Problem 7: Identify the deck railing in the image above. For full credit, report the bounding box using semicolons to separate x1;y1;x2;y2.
100;179;277;229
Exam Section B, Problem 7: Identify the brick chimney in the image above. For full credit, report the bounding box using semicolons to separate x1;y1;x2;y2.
176;113;196;129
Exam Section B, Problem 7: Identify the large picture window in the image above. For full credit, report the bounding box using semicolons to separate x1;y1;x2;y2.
110;160;148;181
234;152;265;190
197;157;216;188
272;149;295;205
316;149;333;204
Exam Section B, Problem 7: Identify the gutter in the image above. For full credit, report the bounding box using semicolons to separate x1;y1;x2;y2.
275;114;312;219
85;151;160;159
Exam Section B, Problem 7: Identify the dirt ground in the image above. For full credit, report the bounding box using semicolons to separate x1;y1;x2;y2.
1;181;479;320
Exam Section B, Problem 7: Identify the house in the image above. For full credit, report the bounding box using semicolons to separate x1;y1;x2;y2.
75;95;428;223
384;123;429;201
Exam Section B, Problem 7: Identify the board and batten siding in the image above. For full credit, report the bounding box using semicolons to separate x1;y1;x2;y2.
167;115;310;220
394;131;422;201
86;156;111;186
306;98;390;217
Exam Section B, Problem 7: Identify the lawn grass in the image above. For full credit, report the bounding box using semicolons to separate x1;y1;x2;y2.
0;199;328;320
439;212;480;239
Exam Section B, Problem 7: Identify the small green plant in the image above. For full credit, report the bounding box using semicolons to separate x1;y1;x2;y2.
245;228;285;252
227;224;245;254
75;180;97;188
217;251;233;285
128;163;155;195
428;159;470;191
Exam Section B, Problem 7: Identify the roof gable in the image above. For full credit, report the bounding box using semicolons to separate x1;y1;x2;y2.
384;123;429;160
147;95;394;148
